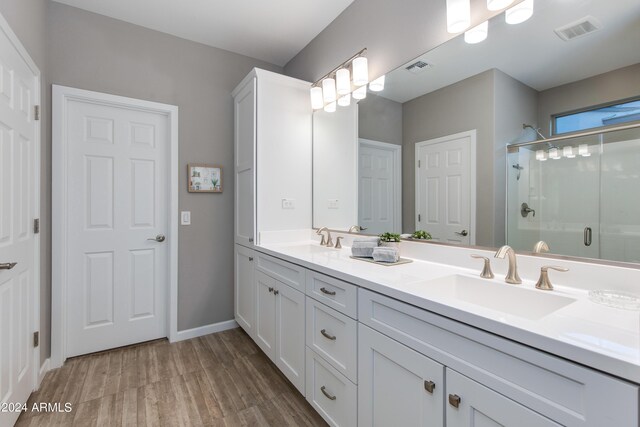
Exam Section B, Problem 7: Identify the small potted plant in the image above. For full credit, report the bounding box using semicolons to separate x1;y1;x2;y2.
411;230;432;240
379;232;401;253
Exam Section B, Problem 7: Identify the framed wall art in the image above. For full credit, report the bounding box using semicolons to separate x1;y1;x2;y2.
188;163;222;193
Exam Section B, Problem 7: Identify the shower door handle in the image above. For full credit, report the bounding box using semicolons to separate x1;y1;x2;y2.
584;227;592;247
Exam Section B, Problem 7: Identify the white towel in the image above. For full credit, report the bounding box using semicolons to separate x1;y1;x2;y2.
372;246;400;263
351;240;378;258
353;237;380;244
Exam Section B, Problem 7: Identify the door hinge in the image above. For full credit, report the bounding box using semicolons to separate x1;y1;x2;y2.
34;105;40;121
33;331;39;347
418;160;421;168
33;218;40;234
418;213;421;222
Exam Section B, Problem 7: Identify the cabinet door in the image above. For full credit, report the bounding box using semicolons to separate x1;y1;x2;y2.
234;245;255;336
255;270;276;360
358;324;445;427
445;369;560;427
275;283;306;393
234;76;256;246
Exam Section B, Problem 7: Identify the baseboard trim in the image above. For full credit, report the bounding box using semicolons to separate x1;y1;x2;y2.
173;319;238;342
37;358;50;388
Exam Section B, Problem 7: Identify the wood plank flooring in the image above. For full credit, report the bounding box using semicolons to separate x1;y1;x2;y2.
16;328;327;427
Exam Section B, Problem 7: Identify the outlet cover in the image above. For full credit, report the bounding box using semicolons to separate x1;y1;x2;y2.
281;199;295;209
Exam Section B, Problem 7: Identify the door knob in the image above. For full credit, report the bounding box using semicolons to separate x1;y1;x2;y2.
0;262;17;270
147;234;166;242
455;230;468;237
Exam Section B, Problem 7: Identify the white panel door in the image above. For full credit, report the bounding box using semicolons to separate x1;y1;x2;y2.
358;139;401;235
0;20;38;427
254;270;276;360
234;244;255;337
64;96;169;357
416;132;474;244
446;369;560;427
275;282;305;393
358;324;444;427
234;77;256;246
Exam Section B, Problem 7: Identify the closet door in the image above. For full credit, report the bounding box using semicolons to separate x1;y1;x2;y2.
234;77;256;246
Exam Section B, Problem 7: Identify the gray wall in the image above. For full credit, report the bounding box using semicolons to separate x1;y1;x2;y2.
358;93;402;146
0;0;49;365
537;63;640;137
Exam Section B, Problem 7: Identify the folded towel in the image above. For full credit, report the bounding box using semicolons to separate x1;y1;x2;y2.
372;246;400;263
353;237;380;244
351;241;378;258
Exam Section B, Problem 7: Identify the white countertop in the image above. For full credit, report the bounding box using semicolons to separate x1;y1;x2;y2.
256;240;640;384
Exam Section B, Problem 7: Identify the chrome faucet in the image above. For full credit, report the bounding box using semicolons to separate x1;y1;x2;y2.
316;227;333;247
533;241;550;254
348;225;367;233
494;245;522;284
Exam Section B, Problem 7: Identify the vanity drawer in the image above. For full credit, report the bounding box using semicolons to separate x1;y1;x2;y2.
306;347;357;427
358;288;639;427
256;252;305;292
306;297;357;383
306;271;357;318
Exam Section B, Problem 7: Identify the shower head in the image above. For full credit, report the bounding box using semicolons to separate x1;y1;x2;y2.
522;123;548;140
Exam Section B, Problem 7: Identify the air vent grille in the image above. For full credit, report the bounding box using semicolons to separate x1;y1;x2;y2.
405;60;433;73
555;16;601;41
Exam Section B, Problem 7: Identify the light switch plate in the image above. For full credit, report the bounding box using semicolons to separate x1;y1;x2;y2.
282;199;295;209
328;199;339;209
181;211;191;225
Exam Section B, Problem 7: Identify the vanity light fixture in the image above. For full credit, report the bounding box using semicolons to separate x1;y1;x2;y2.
310;87;323;110
324;101;337;113
563;146;576;158
549;147;561;160
578;144;591;157
322;77;337;103
464;21;489;44
505;0;534;25
336;68;351;95
535;150;547;161
352;56;369;86
352;85;367;100
487;0;515;11
338;94;351;107
369;75;385;91
446;0;471;33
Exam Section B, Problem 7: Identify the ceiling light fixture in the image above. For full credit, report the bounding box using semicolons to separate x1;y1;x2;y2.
464;21;489;44
446;0;471;33
505;0;534;25
369;75;385;92
487;0;515;11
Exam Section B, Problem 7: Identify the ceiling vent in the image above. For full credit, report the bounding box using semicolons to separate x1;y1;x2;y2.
405;60;433;73
555;16;601;41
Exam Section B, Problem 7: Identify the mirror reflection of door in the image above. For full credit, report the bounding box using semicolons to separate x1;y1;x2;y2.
358;139;402;235
415;130;476;245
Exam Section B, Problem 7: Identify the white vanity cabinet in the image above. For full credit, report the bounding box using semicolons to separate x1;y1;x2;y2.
234;245;255;338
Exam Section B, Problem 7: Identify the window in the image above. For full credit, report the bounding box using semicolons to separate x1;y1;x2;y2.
553;98;640;135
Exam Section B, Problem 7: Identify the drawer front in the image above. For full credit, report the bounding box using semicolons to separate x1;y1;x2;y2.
306;298;357;383
256;252;305;291
306;347;357;427
358;288;639;427
306;271;357;318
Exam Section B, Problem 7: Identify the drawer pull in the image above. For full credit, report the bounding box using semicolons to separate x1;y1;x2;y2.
268;287;274;293
320;329;336;341
320;386;337;401
424;380;436;394
448;394;461;408
320;287;336;296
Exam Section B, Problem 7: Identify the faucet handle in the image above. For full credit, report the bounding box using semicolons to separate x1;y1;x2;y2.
471;255;494;279
535;266;569;291
335;237;343;249
318;233;326;246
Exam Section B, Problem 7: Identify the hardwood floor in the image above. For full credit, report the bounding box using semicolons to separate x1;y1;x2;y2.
16;328;327;427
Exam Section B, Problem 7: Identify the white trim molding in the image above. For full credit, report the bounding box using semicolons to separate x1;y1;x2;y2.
37;359;50;388
174;320;239;342
51;85;179;368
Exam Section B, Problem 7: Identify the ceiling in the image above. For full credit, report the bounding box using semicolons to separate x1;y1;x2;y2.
382;0;640;103
50;0;355;66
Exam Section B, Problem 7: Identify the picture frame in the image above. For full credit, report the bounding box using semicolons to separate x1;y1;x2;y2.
187;163;222;193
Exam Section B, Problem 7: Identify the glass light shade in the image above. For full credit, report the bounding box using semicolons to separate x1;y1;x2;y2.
487;0;514;11
506;0;534;25
464;21;489;44
310;87;323;110
535;150;547;161
338;94;351;107
446;0;471;33
549;147;561;159
323;101;336;113
352;57;369;86
369;75;385;92
563;146;576;158
579;144;591;157
322;78;336;103
336;68;351;96
352;85;367;100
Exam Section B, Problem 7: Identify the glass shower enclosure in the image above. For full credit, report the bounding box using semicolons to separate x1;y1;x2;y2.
506;124;640;263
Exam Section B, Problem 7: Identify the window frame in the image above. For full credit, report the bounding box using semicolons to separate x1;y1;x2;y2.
551;95;640;136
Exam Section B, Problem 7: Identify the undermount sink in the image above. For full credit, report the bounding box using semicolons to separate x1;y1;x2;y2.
281;244;338;255
421;274;576;320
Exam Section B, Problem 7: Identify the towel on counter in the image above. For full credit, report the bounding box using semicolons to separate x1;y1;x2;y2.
372;246;400;263
351;239;379;258
353;237;380;244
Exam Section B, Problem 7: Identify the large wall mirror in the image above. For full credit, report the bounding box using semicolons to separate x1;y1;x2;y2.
312;0;640;264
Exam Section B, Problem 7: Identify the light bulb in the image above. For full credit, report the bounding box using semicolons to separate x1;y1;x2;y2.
579;144;591;157
487;0;514;11
336;68;351;96
446;0;471;33
369;75;385;92
352;57;369;86
338;94;351;107
310;87;323;110
506;0;534;25
322;78;336;103
535;150;547;161
352;85;367;100
323;101;336;113
563;146;576;158
549;147;561;159
464;21;488;44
